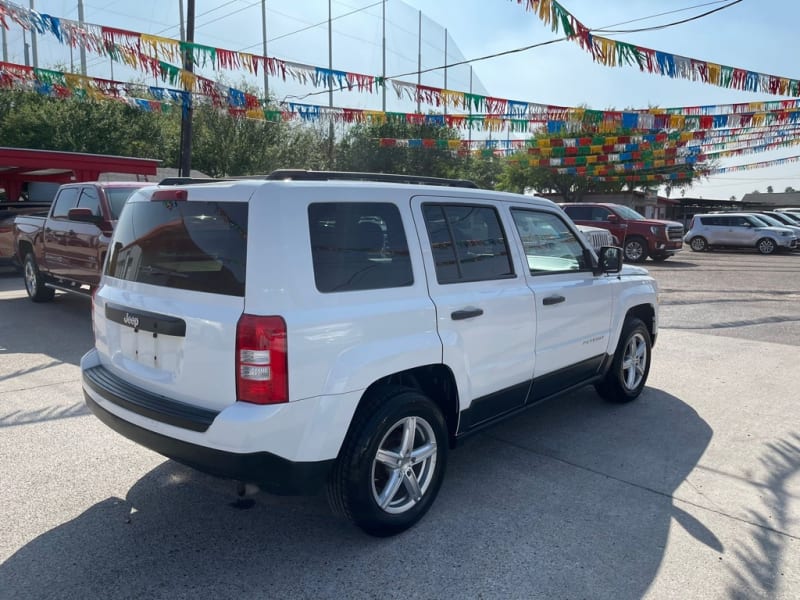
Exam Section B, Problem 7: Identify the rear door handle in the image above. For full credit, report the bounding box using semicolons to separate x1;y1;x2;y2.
451;308;484;320
543;295;565;306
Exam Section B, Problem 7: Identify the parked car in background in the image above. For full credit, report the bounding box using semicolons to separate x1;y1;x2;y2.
756;210;800;228
14;181;149;300
560;202;684;263
575;224;619;252
684;213;797;254
773;208;800;222
750;212;800;240
0;201;52;268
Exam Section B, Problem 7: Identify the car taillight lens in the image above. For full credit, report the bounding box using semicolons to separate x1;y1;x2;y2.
236;314;288;404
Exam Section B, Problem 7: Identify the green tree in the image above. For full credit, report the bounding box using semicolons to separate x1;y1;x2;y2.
335;120;462;177
190;104;327;177
0;89;178;165
767;185;774;193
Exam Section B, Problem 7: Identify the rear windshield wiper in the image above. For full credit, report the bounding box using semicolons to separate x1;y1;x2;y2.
141;265;190;278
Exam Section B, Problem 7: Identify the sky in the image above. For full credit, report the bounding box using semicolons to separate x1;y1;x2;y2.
1;0;799;201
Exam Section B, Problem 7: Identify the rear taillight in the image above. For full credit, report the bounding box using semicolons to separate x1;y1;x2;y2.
236;314;288;404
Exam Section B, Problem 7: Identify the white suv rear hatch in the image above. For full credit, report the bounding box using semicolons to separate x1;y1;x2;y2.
92;188;249;413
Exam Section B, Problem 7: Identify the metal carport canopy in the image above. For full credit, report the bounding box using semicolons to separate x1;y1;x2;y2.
0;147;160;201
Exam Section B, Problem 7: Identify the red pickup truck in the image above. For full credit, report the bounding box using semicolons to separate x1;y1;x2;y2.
14;181;149;301
560;202;685;263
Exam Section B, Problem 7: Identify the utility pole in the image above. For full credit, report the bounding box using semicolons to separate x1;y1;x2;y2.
381;0;386;112
261;0;268;104
23;30;29;66
78;0;87;75
443;28;447;117
179;0;185;42
29;0;38;67
1;22;8;63
179;0;195;177
416;10;421;114
327;0;334;168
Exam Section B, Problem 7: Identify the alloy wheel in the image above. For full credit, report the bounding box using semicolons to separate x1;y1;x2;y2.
621;332;647;391
371;415;438;514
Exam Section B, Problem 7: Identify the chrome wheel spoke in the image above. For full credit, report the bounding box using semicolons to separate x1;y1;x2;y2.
401;469;422;503
376;448;402;468
377;470;404;510
399;417;416;456
410;441;436;465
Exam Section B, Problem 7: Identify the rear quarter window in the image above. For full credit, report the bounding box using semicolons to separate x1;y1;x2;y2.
309;202;413;293
106;200;248;296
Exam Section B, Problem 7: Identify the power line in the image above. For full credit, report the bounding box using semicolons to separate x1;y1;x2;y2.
589;0;733;31
593;0;745;34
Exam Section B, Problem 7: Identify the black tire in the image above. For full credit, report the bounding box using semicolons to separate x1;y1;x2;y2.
23;253;55;302
689;237;708;252
595;317;651;403
327;386;448;537
623;236;648;263
756;237;776;255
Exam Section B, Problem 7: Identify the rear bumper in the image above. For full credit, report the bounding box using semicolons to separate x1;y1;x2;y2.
80;348;359;495
85;392;334;495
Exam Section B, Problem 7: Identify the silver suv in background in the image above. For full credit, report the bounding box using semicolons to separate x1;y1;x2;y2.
684;213;798;254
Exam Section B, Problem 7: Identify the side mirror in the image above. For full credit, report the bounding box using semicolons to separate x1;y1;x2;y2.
595;246;622;275
606;214;620;223
67;207;102;224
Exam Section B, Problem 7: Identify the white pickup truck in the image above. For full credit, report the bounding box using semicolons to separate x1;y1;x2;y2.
81;170;659;536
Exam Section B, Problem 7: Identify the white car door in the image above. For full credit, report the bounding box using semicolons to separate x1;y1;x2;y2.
411;197;536;431
507;207;614;401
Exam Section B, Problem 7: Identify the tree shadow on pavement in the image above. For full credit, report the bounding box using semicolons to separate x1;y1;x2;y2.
0;386;716;600
724;433;800;600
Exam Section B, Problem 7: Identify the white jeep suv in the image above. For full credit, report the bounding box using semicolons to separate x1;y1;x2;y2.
81;171;659;536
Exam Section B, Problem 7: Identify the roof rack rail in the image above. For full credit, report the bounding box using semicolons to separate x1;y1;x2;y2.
264;169;479;189
158;177;233;186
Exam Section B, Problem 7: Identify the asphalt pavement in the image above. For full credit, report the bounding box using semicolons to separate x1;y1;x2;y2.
0;249;798;599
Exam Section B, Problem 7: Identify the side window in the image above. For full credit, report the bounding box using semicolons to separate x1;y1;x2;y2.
422;203;514;284
511;209;588;274
50;188;79;219
590;207;612;221
77;187;101;217
563;205;591;221
308;202;413;293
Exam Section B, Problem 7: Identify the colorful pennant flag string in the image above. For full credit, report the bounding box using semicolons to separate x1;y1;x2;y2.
514;0;800;96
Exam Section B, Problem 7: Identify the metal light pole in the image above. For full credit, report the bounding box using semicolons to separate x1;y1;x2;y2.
179;0;195;177
1;23;7;63
262;0;269;104
416;10;421;114
381;0;386;112
29;0;38;67
443;28;447;117
327;0;334;168
78;0;87;75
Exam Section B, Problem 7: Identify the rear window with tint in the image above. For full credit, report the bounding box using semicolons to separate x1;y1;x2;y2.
309;202;413;293
106;200;248;296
